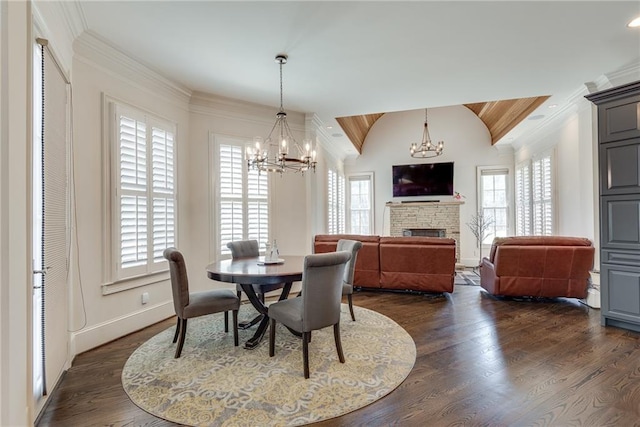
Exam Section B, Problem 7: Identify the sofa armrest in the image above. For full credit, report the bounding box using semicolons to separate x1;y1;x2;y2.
480;257;499;295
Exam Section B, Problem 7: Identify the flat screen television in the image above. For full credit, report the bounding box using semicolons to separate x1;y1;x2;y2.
392;162;454;197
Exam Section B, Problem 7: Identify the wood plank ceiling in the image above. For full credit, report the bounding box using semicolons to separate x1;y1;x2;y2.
336;95;550;154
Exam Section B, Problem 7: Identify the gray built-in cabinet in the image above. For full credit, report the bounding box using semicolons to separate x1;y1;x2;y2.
586;80;640;333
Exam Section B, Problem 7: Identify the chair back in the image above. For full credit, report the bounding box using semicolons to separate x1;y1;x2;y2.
163;247;190;318
337;239;362;285
227;240;259;259
301;251;351;332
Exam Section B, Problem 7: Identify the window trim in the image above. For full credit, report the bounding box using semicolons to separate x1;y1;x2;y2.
209;133;272;260
101;95;177;294
476;165;513;245
346;172;375;235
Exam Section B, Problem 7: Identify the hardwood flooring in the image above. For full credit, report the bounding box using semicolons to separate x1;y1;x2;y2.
37;285;640;426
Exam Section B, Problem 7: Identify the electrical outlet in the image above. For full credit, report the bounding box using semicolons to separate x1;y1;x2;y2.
141;292;149;305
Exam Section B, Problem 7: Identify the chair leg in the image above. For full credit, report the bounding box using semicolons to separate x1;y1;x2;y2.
173;317;181;343
333;323;345;363
303;331;310;379
175;318;188;358
269;318;276;357
224;311;229;332
232;309;239;346
347;294;356;321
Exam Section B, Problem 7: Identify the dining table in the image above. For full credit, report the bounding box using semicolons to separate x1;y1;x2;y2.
206;255;305;349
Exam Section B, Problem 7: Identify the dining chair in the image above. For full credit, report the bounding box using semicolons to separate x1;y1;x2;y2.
337;239;363;321
164;247;240;358
268;251;351;379
227;239;285;328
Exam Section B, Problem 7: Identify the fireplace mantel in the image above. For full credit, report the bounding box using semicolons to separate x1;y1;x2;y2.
387;200;463;261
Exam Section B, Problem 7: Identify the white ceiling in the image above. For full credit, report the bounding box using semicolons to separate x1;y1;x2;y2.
76;1;640;153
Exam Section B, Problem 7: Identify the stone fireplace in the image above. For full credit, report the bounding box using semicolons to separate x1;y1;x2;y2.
387;201;463;261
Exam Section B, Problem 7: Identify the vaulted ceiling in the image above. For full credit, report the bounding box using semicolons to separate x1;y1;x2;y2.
335;96;551;154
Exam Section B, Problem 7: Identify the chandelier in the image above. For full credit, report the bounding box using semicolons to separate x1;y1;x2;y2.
246;54;317;174
409;108;444;158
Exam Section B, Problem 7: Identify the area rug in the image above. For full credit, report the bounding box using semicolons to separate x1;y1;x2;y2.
455;270;481;286
122;304;416;426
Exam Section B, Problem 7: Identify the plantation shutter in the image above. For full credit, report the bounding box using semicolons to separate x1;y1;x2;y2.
119;113;148;270
247;169;269;249
114;105;176;278
151;126;175;263
338;174;345;234
515;163;531;236
328;170;336;233
532;154;553;235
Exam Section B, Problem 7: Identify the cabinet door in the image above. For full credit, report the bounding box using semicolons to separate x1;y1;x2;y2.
598;95;640;144
600;195;640;251
599;140;640;195
601;263;640;325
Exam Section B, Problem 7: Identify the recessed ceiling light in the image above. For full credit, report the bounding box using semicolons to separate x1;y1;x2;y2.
548;104;558;109
628;16;640;27
331;133;344;138
326;125;333;129
528;115;545;121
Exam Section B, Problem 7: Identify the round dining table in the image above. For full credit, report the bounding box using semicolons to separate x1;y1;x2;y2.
206;255;305;349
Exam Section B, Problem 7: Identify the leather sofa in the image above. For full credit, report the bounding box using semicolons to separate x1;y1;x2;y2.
313;234;456;293
480;236;595;298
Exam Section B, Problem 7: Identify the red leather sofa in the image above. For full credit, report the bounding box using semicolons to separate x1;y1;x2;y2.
313;234;456;293
480;236;595;298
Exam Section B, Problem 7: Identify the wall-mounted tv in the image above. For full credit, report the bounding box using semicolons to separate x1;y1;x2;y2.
392;162;454;197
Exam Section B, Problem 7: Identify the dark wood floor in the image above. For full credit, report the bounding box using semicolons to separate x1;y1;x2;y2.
37;285;640;427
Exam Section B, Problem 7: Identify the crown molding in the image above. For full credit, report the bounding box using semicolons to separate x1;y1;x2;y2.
74;31;192;106
60;0;88;40
605;59;640;89
189;91;306;132
306;113;351;163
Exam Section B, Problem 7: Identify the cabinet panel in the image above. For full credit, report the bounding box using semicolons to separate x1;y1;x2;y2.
602;249;640;267
599;140;640;195
601;264;640;325
600;195;640;250
599;96;640;143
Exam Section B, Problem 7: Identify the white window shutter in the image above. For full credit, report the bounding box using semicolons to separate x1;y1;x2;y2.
114;105;177;278
218;140;269;255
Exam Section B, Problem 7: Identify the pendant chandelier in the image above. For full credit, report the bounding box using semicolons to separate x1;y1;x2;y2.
409;108;444;158
246;54;316;174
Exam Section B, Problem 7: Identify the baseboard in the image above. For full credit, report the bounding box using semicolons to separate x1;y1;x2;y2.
71;301;174;356
583;288;601;309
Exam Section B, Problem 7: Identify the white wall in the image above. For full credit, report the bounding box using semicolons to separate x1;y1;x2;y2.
70;33;191;353
344;105;514;266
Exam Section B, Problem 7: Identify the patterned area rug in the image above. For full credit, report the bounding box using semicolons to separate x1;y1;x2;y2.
122;304;416;426
455;270;481;286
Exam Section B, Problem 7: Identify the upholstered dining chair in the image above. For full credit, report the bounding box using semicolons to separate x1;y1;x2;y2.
337;239;363;321
227;239;285;328
268;251;351;379
164;247;240;358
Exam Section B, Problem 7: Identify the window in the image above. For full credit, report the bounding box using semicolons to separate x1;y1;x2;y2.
111;102;176;280
218;138;269;256
478;167;510;244
327;169;345;234
515;152;554;236
347;173;374;234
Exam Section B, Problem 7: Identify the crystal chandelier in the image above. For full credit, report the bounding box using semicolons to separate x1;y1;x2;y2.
409;108;444;158
246;54;317;174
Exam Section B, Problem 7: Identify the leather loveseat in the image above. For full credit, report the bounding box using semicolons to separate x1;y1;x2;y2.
314;234;456;293
479;236;595;298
